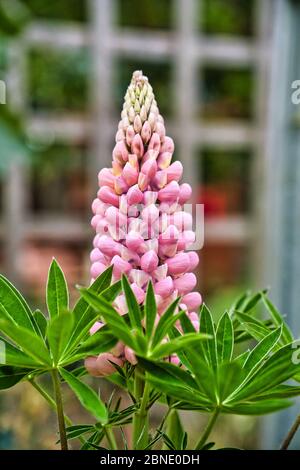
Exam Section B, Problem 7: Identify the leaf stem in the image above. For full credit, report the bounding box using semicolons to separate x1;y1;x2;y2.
29;378;86;445
51;369;68;450
280;413;300;450
132;369;150;449
154;406;172;440
105;427;118;450
194;408;220;450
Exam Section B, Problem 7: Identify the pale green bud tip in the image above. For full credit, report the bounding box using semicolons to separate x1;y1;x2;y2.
121;70;158;129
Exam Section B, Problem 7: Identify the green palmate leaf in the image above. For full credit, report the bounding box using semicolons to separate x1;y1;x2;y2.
216;312;234;364
0;365;28;389
0;320;51;367
151;298;181;348
73;267;113;321
0;274;36;332
159;431;176;450
166;410;186;450
242;291;263;313
59;368;108;424
180;313;197;334
217;362;246;402
137;357;199;390
79;288;135;349
63;331;117;364
232;350;250;367
256;384;300;399
138;357;210;407
0;336;42;368
184;349;218;402
168;326;195;370
68;270;118;351
200;442;215;450
235;311;271;342
242;326;282;375
150;333;211;360
226;343;300;403
149;376;211;410
222;399;292;415
101;280;122;302
262;296;293;343
46;311;74;365
33;309;47;338
121;275;141;329
46;259;69;318
66;424;94;441
145;282;156;340
232;291;250;311
199;304;217;370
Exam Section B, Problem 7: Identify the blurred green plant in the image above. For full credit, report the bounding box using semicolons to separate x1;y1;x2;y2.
201;67;254;121
116;0;174;30
200;0;254;37
0;0;31;174
0;264;300;450
22;0;87;23
28;48;89;112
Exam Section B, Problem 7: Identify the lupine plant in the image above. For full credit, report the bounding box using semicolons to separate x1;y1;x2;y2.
0;72;300;450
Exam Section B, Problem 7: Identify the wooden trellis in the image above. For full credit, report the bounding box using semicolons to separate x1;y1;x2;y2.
2;0;274;288
4;0;300;450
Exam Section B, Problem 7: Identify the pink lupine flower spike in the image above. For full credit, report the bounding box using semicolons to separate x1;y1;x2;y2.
85;71;202;377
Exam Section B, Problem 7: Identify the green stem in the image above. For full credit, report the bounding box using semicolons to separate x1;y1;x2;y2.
105;427;118;450
132;369;150;449
280;413;300;450
51;369;68;450
154;406;172;440
29;378;86;445
194;408;220;450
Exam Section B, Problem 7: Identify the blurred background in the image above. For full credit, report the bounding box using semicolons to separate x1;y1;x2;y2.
0;0;299;450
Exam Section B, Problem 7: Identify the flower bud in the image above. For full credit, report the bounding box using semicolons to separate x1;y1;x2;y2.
157;152;172;170
127;184;144;205
90;262;107;278
152;170;167;189
124;346;137;365
166;252;191;276
113;140;128;163
183;292;202;312
178;183;192;205
114;176;129;195
174;273;197;295
122;162;138;186
131;134;144;158
98;168;115;188
111;255;131;279
141;158;157;179
140;250;159;273
98;186;119;207
126;125;135;146
141;121;151;143
154;276;174;298
160;136;174;154
166;161;183;183
85;354;124;377
98;235;121;257
148;132;161;153
188;251;199;271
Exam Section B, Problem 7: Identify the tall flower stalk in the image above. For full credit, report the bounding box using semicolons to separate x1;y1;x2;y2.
87;71;202;376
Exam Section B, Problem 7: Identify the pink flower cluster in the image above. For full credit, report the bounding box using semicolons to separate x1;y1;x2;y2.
86;71;202;376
